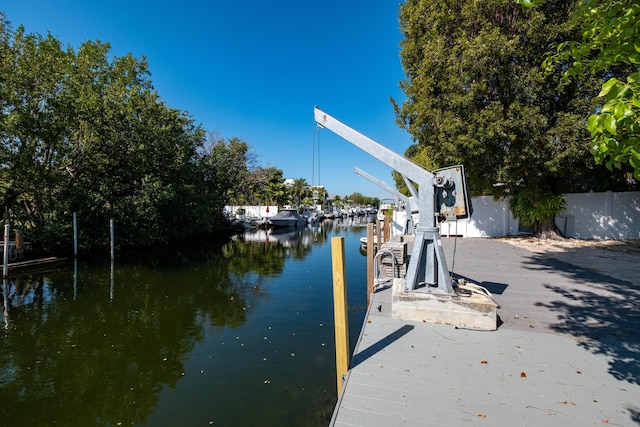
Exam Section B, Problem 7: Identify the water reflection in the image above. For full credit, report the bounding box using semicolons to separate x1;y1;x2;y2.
239;223;328;246
2;278;8;331
0;220;369;426
0;256;256;425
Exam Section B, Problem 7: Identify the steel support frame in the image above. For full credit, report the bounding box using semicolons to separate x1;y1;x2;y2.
314;107;453;294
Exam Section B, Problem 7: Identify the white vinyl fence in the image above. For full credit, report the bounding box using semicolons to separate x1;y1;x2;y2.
226;192;639;240
441;191;639;240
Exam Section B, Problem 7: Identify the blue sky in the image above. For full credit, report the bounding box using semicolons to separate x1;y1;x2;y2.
3;1;414;199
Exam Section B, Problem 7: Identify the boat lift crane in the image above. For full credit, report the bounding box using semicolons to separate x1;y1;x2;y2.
315;106;471;294
315;107;496;330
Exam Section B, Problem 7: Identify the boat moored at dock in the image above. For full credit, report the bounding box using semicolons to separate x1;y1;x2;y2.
268;209;306;228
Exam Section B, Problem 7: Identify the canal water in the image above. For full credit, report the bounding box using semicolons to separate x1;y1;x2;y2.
0;217;374;426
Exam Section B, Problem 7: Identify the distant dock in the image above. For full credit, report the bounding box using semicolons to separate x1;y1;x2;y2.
331;238;640;426
3;257;67;273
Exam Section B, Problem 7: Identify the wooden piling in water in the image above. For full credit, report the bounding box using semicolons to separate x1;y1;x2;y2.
3;224;9;277
383;216;390;243
14;229;24;261
331;236;349;397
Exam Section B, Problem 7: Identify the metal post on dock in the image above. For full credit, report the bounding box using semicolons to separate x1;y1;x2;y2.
331;236;349;397
3;224;9;278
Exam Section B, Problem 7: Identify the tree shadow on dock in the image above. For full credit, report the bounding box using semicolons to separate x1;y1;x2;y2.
350;324;414;369
525;255;640;386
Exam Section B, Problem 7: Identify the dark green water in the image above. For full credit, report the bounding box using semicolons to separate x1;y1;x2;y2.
0;218;373;427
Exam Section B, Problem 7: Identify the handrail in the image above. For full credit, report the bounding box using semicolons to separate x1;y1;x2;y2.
373;248;397;290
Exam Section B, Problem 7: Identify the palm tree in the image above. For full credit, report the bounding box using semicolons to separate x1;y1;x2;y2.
290;178;309;208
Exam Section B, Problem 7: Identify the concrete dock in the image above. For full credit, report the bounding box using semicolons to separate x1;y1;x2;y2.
331;238;640;426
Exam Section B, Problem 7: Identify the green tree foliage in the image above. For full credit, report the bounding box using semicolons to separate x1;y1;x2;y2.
201;134;252;206
346;192;379;207
509;188;566;231
516;0;640;179
0;20;259;254
393;0;635;234
288;178;310;207
241;166;287;207
588;73;640;177
310;186;328;207
206;131;288;208
266;169;288;207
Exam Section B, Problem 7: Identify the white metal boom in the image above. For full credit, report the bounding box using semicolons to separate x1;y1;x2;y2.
353;166;417;213
314;106;453;294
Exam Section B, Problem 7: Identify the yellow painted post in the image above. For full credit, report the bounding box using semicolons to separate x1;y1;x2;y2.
366;223;374;300
331;236;350;397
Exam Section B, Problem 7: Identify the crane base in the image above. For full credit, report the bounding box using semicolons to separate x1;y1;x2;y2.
391;279;498;331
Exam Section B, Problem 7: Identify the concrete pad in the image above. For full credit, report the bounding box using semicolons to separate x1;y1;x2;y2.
391;278;498;331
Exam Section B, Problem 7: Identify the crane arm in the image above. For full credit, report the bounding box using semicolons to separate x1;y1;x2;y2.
314;107;433;185
353;166;416;212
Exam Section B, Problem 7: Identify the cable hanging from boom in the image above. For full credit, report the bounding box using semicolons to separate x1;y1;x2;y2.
312;123;322;187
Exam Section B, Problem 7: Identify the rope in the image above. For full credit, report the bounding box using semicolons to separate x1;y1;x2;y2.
317;124;321;186
311;125;315;187
449;219;458;283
